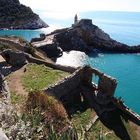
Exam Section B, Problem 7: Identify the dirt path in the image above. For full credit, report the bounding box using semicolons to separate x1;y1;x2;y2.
7;65;28;96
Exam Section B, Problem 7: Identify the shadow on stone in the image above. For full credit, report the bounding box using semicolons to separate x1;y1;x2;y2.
99;109;131;140
59;87;89;117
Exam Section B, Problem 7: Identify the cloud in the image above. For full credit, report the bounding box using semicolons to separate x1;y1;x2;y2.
41;11;75;19
20;0;140;20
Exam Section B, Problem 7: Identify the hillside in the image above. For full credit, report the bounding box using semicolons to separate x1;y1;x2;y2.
0;36;140;139
0;0;48;29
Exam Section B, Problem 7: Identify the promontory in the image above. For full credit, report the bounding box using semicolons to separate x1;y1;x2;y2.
0;0;48;29
31;18;140;56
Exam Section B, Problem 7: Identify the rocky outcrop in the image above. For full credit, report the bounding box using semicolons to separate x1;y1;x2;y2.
0;72;10;140
31;19;140;53
0;129;9;140
0;0;48;29
0;72;10;98
31;34;63;58
1;49;27;66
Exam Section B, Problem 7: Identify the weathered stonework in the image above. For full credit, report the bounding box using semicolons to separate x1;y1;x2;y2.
43;65;117;101
98;74;117;97
24;52;76;73
44;67;83;99
0;37;25;51
42;66;116;111
43;66;140;126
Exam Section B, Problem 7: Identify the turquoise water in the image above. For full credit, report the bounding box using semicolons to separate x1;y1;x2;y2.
87;53;140;113
0;29;42;41
0;28;53;41
0;11;140;114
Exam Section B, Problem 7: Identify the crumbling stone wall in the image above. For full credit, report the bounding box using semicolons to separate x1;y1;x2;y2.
24;52;76;73
0;38;25;51
44;68;83;99
47;66;140;126
44;66;117;100
98;74;117;97
1;48;76;73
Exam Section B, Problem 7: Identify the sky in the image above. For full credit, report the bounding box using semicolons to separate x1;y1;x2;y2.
20;0;140;20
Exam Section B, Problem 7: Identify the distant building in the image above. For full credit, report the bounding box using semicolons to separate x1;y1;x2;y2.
72;14;93;27
74;14;78;24
72;14;79;27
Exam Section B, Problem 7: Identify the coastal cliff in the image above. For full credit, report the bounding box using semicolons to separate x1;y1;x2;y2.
31;19;140;54
0;0;48;29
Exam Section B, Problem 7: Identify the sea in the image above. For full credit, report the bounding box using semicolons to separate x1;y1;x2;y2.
0;11;140;114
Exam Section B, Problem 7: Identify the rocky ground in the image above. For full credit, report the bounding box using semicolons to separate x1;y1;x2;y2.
0;0;48;29
0;63;70;140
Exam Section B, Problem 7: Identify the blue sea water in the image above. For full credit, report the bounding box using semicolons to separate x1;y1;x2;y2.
87;53;140;113
0;11;140;114
0;28;51;41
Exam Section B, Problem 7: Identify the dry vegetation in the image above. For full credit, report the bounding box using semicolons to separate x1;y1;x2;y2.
26;91;69;133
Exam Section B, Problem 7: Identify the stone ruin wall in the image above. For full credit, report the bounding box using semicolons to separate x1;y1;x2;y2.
44;67;85;99
43;66;140;126
0;49;77;73
43;66;117;102
0;38;25;51
43;66;92;107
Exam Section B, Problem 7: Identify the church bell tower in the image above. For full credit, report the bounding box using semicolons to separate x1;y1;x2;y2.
74;14;78;25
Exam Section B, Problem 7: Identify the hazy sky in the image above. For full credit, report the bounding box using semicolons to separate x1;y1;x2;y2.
20;0;140;19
